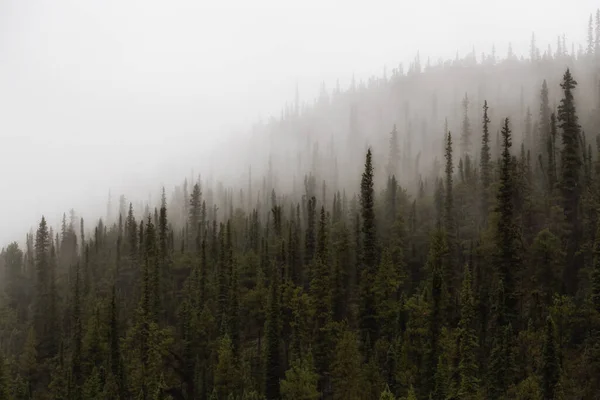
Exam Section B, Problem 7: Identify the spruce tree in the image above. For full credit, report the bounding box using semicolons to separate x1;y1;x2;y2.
558;68;583;294
496;118;519;324
265;263;282;400
360;148;378;345
444;131;455;257
331;330;363;400
461;93;472;157
593;210;600;313
71;263;83;400
109;285;125;399
387;124;400;178
480;100;491;222
458;265;479;399
541;316;560;400
425;229;448;397
189;183;202;252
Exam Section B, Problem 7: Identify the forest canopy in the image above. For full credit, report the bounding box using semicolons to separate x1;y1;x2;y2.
1;9;600;400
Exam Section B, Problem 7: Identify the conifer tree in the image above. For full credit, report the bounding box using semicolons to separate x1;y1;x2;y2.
496;118;519;324
331;330;363;400
305;196;317;267
280;354;320;400
458;265;479;399
360;148;378;345
71;263;83;400
189;183;202;252
480;100;491;221
444;131;455;255
541;316;560;400
387;124;400;178
109;285;126;399
558;69;583;294
461;93;472;156
265;263;282;400
425;229;448;396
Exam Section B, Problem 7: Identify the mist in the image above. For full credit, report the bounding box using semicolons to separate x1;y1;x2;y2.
0;0;597;243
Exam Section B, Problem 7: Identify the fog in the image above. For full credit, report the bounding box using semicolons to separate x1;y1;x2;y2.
0;0;597;244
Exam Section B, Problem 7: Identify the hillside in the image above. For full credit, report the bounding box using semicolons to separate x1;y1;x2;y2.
1;10;600;400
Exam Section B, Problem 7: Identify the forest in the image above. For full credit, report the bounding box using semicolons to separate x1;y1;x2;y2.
2;9;600;400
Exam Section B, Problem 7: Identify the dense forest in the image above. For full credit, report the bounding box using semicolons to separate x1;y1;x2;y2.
3;10;600;400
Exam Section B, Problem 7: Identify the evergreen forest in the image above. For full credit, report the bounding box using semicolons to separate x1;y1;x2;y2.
3;10;600;400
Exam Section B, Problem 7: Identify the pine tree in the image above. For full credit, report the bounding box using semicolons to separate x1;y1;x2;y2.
305;196;317;267
265;264;282;400
496;118;520;324
109;285;126;399
127;203;137;259
229;253;240;358
374;249;401;339
548;111;558;192
71;263;83;400
379;385;395;400
558;69;583;294
331;330;363;400
215;335;238;399
189;183;202;252
541;316;560;400
458;265;479;399
539;80;551;165
480;100;491;222
360;148;378;345
280;354;320;400
387;124;400;178
444;131;455;258
461;93;472;156
425;229;448;396
34;216;58;361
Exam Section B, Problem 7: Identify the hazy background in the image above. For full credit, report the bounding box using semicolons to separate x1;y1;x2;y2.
0;0;597;244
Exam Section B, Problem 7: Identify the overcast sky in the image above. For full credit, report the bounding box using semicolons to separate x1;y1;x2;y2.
0;0;597;244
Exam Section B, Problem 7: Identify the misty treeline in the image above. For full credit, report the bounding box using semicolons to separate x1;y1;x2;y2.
2;10;600;400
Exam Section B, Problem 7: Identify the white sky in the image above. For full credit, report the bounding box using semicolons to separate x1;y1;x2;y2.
0;0;597;244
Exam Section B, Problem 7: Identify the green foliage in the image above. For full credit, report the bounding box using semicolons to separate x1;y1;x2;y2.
2;55;600;400
280;354;320;400
541;317;560;400
331;330;364;400
380;385;396;400
216;335;238;399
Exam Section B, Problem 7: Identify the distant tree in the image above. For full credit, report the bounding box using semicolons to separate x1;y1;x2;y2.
460;93;472;156
387;125;400;178
480;101;492;221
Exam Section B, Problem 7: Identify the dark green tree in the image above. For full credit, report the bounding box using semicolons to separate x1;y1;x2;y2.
360;148;378;345
458;265;479;399
558;69;583;294
480;100;491;222
495;118;520;324
265;263;282;400
541;316;560;400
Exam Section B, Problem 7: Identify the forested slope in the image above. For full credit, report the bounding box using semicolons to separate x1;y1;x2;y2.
2;11;600;400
